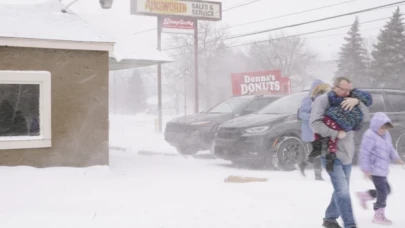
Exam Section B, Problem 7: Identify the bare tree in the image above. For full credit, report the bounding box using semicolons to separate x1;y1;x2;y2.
166;21;233;109
248;31;317;90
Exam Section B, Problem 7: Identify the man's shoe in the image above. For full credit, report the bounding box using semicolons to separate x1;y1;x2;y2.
322;220;342;228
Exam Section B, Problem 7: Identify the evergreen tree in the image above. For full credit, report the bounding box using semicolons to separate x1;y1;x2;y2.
370;7;405;88
335;17;369;86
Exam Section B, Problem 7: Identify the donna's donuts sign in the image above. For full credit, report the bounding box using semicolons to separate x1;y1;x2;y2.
231;70;291;96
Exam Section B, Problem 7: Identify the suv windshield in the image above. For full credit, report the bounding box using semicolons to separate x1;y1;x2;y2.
257;92;307;114
205;96;253;114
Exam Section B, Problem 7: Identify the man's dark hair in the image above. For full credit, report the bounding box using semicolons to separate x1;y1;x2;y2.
333;77;352;87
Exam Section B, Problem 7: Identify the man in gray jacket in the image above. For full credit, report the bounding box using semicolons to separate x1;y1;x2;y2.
310;77;370;228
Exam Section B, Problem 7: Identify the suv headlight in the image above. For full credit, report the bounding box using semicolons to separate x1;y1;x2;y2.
191;121;211;125
245;126;269;133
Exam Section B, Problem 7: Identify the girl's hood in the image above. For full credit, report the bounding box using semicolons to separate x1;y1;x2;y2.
370;112;393;133
309;79;324;95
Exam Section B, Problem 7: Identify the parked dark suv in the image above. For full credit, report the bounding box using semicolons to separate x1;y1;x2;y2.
164;94;284;155
213;88;405;171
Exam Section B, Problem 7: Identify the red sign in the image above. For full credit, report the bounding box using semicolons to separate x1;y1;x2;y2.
161;17;195;34
231;70;291;96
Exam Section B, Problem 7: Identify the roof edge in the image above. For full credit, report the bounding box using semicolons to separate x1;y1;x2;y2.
0;37;114;52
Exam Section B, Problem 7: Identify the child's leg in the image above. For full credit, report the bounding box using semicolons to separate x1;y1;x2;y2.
307;117;336;160
308;137;323;160
356;183;391;210
356;190;375;209
372;176;392;224
372;176;390;209
322;116;343;153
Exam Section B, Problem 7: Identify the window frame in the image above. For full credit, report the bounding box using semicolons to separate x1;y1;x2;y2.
368;91;386;114
0;71;51;150
385;91;405;113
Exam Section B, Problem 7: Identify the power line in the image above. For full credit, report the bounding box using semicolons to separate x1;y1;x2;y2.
222;0;356;30
163;1;405;50
305;26;380;39
132;0;356;35
132;28;157;35
222;0;261;11
131;0;261;35
169;17;389;57
163;0;357;42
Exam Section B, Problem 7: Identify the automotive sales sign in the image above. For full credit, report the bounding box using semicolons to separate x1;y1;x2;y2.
130;0;222;21
231;70;291;96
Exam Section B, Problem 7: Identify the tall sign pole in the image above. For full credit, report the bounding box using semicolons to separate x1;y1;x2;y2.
194;21;199;113
130;0;222;129
157;17;163;133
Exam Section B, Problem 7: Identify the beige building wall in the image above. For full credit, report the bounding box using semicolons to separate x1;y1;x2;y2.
0;47;109;167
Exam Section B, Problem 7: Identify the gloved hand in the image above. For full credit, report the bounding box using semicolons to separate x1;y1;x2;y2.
325;153;336;172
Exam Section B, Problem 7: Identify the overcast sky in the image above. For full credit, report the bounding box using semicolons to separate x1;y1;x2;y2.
7;0;405;61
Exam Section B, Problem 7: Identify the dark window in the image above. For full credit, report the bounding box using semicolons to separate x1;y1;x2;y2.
369;93;385;113
0;84;40;136
243;97;279;113
205;96;252;114
386;92;405;112
258;92;307;114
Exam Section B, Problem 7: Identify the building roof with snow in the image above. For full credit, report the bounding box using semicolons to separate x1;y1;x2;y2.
0;0;172;69
110;37;173;70
0;0;115;51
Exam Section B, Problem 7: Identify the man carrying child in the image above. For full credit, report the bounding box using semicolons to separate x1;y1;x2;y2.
310;77;370;228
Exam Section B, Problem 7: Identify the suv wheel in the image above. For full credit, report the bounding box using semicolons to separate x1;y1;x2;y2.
396;133;405;160
272;136;306;171
176;145;198;155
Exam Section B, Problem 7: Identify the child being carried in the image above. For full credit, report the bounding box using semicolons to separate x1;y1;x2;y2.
299;88;373;174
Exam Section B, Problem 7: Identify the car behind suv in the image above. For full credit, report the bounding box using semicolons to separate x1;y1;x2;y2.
213;88;405;171
164;94;284;155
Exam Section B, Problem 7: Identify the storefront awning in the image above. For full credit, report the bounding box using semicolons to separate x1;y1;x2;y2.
109;40;173;70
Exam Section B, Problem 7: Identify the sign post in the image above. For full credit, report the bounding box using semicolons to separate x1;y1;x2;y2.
194;21;199;113
130;0;222;132
157;17;163;133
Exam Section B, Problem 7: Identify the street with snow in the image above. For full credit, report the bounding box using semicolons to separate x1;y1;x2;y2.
0;114;403;228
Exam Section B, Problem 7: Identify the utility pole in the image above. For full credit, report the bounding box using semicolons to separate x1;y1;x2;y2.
157;17;163;133
194;21;199;113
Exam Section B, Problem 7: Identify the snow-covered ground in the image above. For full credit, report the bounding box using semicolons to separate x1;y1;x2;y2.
0;114;403;228
109;113;178;154
109;113;214;156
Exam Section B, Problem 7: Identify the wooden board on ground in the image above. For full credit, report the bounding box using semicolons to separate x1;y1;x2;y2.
224;175;268;183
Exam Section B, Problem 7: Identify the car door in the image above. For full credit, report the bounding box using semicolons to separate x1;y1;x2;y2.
354;91;387;148
382;90;405;145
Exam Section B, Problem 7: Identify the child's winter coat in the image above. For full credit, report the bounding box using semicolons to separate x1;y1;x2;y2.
358;112;400;177
325;89;373;132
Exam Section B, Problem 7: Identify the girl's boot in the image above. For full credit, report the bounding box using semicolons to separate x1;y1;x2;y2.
355;191;373;209
373;208;392;225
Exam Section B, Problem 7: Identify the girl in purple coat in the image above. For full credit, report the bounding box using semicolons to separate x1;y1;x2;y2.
356;112;404;225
